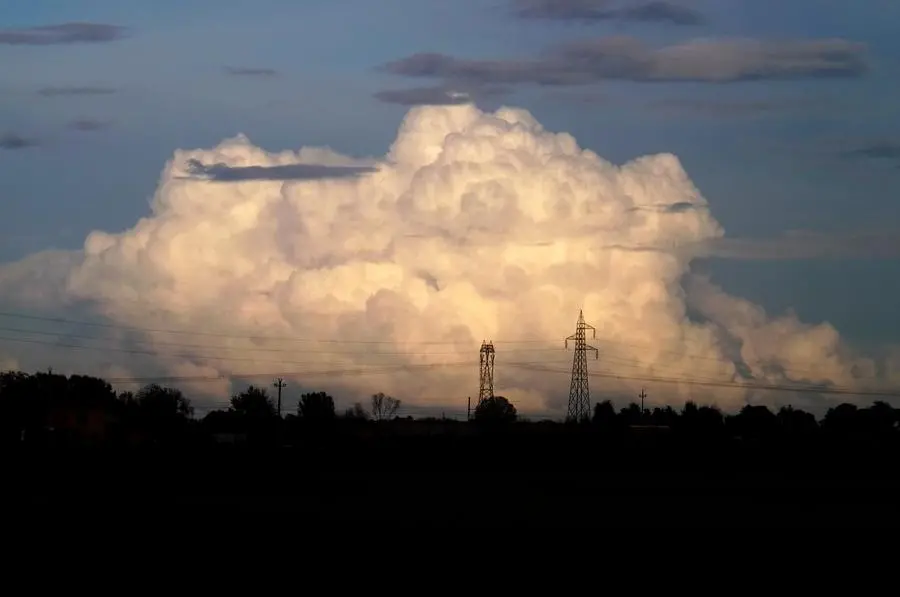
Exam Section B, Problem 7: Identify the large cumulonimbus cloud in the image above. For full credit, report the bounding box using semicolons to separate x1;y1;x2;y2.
0;104;894;414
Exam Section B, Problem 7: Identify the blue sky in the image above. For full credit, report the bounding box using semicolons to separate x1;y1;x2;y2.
2;0;899;351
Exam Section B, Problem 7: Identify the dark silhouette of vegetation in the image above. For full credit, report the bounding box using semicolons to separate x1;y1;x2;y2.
4;367;900;527
473;395;517;425
343;402;369;421
2;367;900;448
297;391;336;421
230;385;276;419
371;392;401;421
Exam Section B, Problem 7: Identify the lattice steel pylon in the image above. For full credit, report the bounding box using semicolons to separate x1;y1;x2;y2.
565;310;599;422
478;340;495;405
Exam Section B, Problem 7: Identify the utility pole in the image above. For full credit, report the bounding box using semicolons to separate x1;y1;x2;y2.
273;377;287;417
639;388;647;414
565;310;598;423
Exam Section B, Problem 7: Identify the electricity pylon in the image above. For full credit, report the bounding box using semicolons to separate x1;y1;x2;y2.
565;310;598;422
478;340;495;406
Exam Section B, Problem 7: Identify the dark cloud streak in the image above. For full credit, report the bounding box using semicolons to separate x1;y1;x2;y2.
843;141;900;161
648;96;832;117
514;0;706;25
0;22;126;45
382;37;868;87
183;159;377;182
224;66;278;77
373;84;510;106
0;133;37;150
697;231;900;261
69;119;111;132
374;87;474;106
38;86;118;97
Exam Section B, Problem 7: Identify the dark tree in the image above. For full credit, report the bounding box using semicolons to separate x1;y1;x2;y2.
592;400;617;430
230;386;276;419
823;403;859;436
66;374;118;407
371;392;401;421
651;405;678;427
734;405;778;440
343;402;369;421
777;405;818;437
678;402;725;438
134;384;193;440
297;391;335;422
473;396;517;424
618;402;643;426
864;401;898;435
136;384;193;417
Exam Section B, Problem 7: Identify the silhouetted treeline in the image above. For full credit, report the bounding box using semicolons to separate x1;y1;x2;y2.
2;369;898;451
6;369;900;528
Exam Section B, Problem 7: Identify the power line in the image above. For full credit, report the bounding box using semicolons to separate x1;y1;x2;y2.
4;328;897;399
0;323;560;356
0;334;489;368
0;307;866;378
0;310;554;346
507;362;900;400
0;319;878;388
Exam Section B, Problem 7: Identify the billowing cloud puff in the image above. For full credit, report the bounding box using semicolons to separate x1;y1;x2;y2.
0;104;891;415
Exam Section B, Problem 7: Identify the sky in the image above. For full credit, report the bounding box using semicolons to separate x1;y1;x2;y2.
1;0;899;417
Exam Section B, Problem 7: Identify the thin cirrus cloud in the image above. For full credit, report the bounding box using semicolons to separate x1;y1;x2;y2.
513;0;707;26
224;66;279;77
38;86;118;97
380;36;869;87
183;158;377;182
0;22;127;45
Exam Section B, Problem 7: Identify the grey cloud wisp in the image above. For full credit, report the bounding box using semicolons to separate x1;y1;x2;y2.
694;231;900;261
224;67;278;77
648;96;830;117
0;22;126;45
843;141;900;161
184;159;377;182
514;0;706;26
69;119;111;132
382;36;868;86
38;86;118;97
374;87;475;106
373;84;510;106
0;133;37;150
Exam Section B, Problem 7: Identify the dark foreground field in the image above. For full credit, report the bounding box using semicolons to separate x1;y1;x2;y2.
7;434;900;529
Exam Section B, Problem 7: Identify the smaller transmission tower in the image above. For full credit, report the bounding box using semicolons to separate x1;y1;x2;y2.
478;340;495;405
565;310;598;422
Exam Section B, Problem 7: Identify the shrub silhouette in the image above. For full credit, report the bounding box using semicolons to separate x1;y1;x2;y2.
298;391;336;422
473;396;517;425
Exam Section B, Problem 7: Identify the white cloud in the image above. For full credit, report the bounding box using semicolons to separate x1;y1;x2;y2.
0;104;892;414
